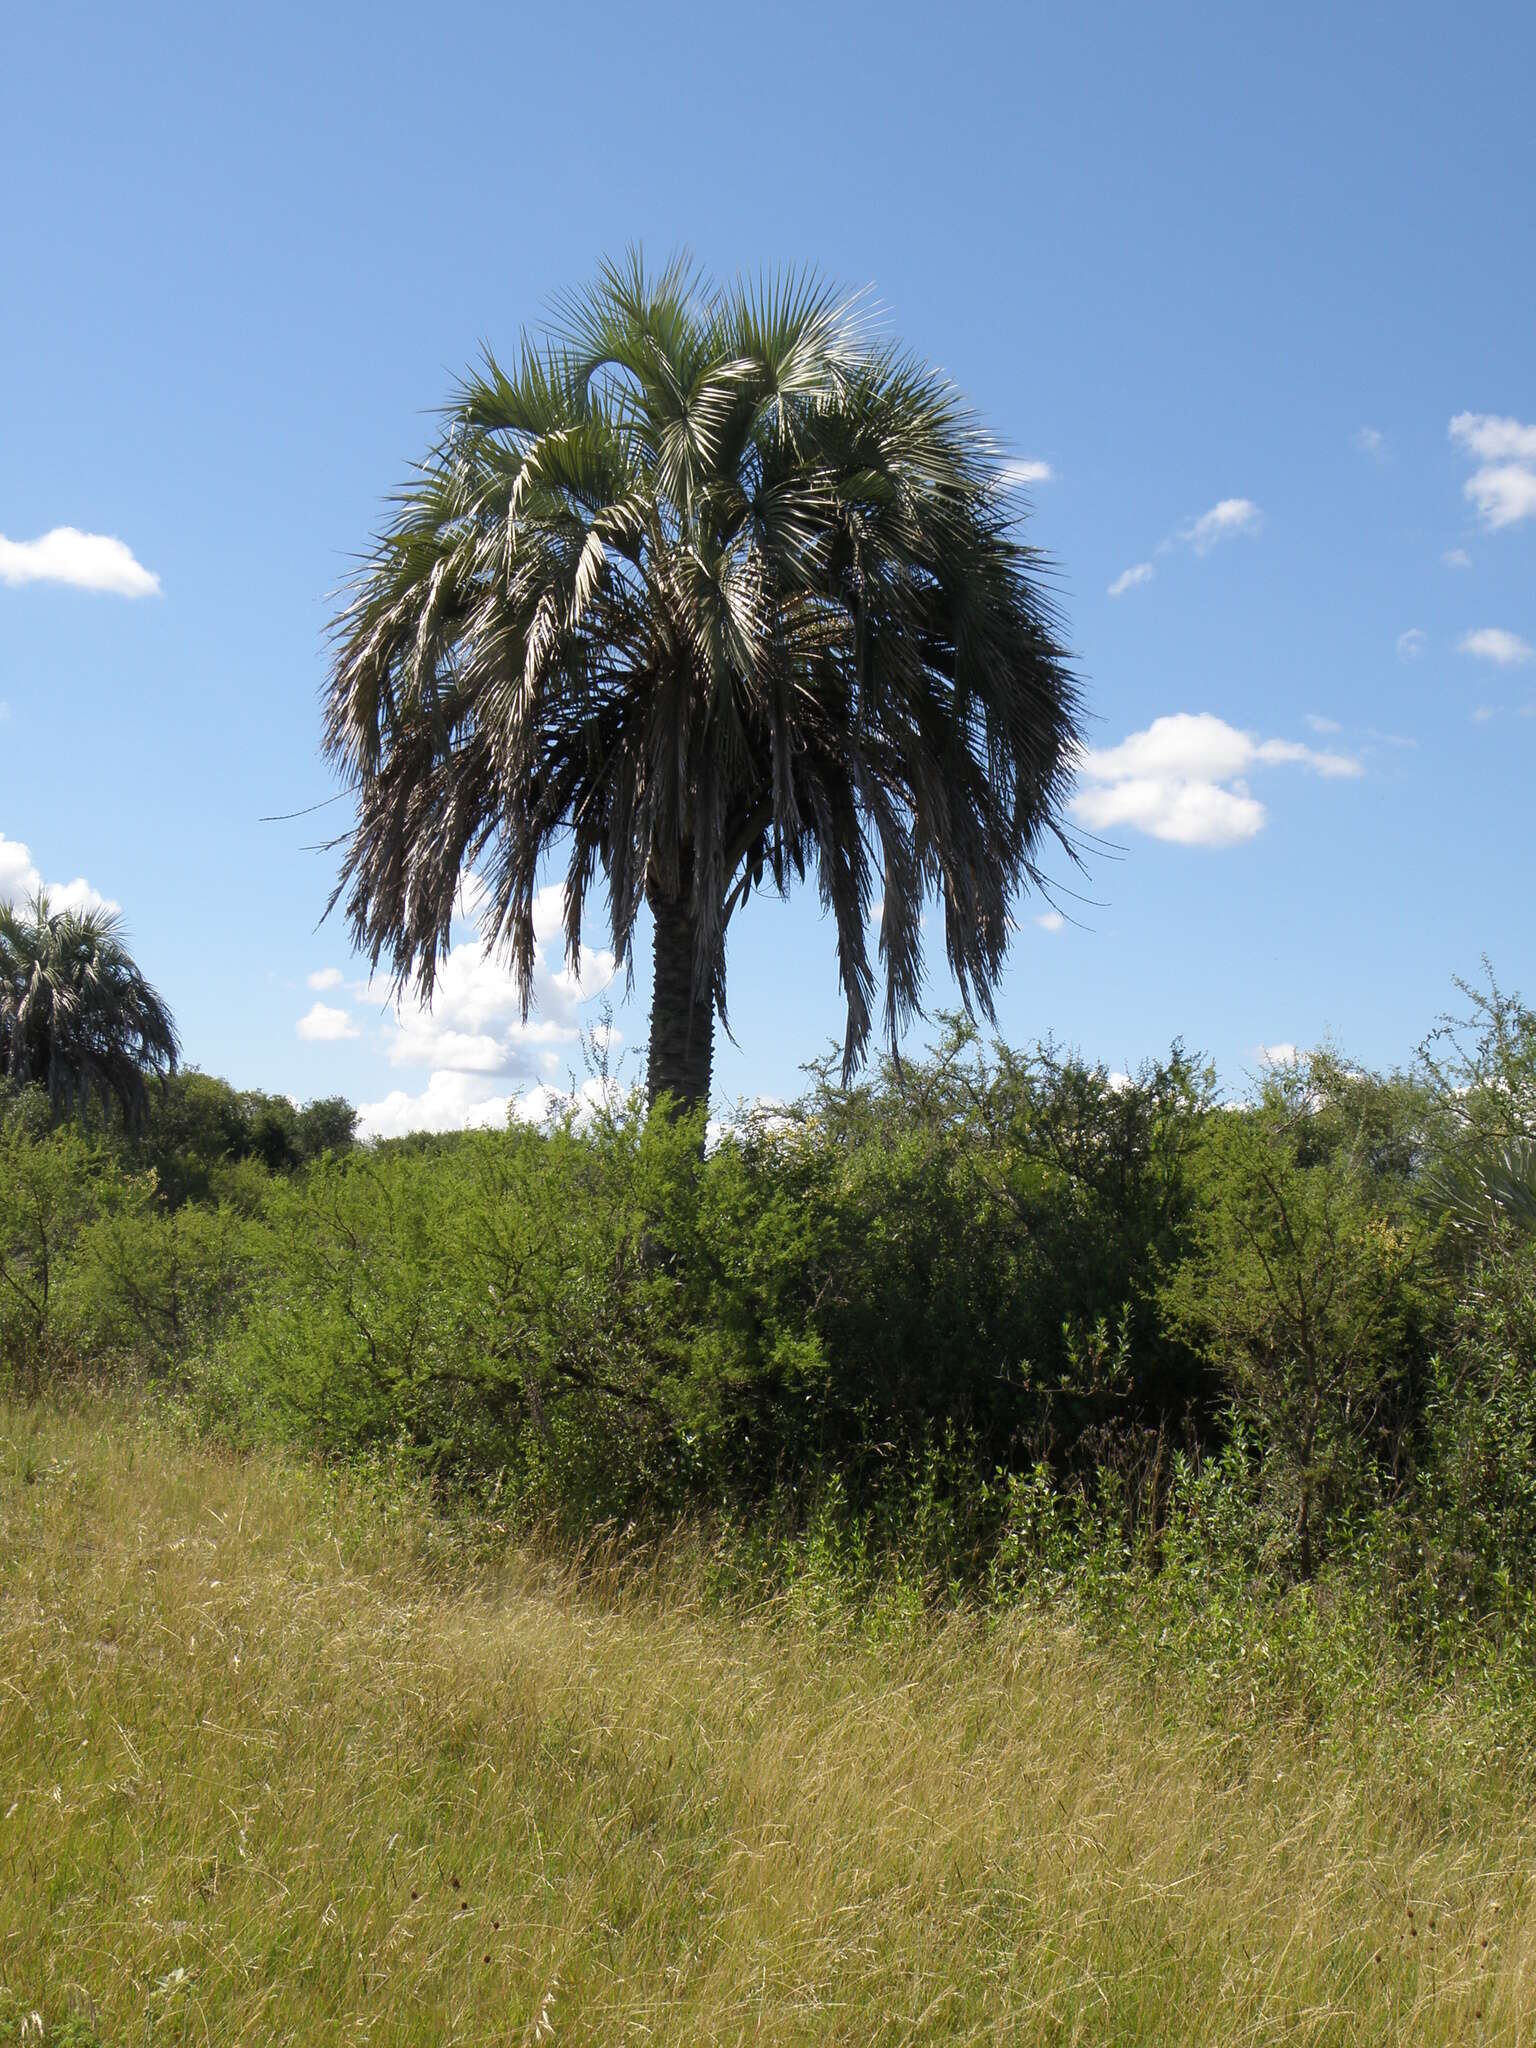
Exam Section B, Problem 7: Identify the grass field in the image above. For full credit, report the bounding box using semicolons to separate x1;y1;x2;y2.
3;1403;1535;2044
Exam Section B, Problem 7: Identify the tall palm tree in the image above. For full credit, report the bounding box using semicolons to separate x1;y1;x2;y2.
0;892;179;1125
325;256;1081;1115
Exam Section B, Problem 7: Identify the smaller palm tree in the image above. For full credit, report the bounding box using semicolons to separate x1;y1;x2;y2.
0;892;179;1125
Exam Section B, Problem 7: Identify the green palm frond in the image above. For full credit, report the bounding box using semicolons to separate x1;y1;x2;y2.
325;253;1082;1091
1424;1139;1536;1240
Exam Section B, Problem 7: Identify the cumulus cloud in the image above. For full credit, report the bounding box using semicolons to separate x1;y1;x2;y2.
1459;627;1533;667
1451;414;1536;530
1258;1042;1303;1066
1108;561;1155;598
1035;909;1065;933
1179;498;1262;554
1070;712;1361;849
296;1002;359;1042
1397;628;1427;660
0;528;160;597
999;458;1053;488
307;966;345;990
350;881;620;1139
0;832;119;915
357;1072;618;1142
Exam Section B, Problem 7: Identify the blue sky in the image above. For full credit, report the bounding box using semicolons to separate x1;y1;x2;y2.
3;0;1532;1132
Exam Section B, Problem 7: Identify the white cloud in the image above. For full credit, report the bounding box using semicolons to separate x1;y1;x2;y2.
1305;714;1343;734
1070;712;1362;850
0;527;160;597
1180;498;1262;555
349;879;622;1138
1397;628;1426;661
1451;413;1536;463
356;1070;614;1143
356;1070;514;1139
1450;414;1536;530
307;966;345;991
999;458;1053;488
1108;561;1155;598
1110;496;1261;597
1472;705;1497;725
1355;427;1386;460
48;876;120;916
0;838;41;907
1258;1042;1303;1066
0;833;119;915
1464;468;1536;528
296;1002;360;1042
1459;627;1533;667
1442;547;1472;570
1035;909;1065;933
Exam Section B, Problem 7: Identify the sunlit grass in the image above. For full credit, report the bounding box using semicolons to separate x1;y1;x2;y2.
2;1400;1534;2044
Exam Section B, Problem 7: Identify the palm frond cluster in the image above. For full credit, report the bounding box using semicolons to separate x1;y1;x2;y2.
326;254;1082;1099
0;891;179;1125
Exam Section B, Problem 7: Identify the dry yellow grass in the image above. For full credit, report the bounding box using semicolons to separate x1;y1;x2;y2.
3;1401;1535;2044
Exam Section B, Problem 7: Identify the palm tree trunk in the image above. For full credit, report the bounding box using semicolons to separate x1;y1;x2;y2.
646;881;715;1118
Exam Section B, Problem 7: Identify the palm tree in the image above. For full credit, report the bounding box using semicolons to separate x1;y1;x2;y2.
325;256;1081;1116
0;891;179;1125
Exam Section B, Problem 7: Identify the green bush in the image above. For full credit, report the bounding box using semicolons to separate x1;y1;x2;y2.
0;1111;130;1396
1163;1056;1440;1575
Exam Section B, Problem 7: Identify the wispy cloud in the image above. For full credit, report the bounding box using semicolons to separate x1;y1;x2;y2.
1070;712;1360;850
1459;627;1533;667
1179;498;1262;554
0;527;160;597
1306;714;1343;734
1107;561;1155;598
307;966;345;991
999;458;1053;488
1450;414;1536;530
1108;495;1261;596
1442;547;1472;569
1354;426;1386;460
1397;628;1427;661
1035;909;1065;933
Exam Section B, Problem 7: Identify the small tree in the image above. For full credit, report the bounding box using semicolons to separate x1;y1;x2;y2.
0;1111;119;1395
0;892;178;1127
1164;1060;1433;1576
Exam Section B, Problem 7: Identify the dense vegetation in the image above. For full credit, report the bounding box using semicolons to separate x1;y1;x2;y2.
7;976;1536;2040
4;973;1535;1647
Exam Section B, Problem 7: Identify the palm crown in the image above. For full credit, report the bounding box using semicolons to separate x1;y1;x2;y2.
0;892;179;1125
325;255;1081;1112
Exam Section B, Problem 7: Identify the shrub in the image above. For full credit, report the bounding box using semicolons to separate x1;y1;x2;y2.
1163;1058;1440;1575
0;1113;129;1394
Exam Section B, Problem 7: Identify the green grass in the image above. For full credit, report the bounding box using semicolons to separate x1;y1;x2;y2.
3;1402;1535;2044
